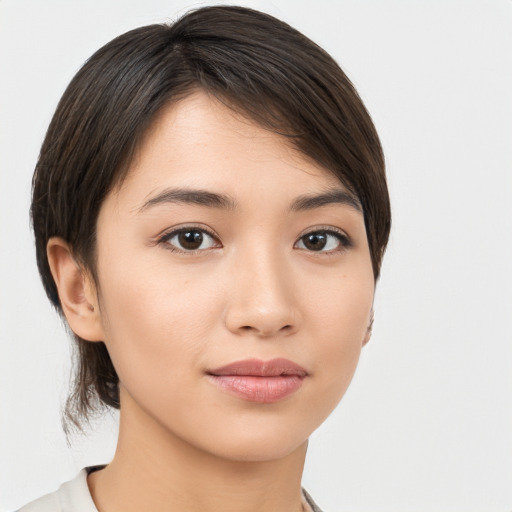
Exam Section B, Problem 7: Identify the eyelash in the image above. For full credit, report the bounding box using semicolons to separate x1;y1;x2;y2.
156;225;352;255
295;227;353;254
157;226;220;254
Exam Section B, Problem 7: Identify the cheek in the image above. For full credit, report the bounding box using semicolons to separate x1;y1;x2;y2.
303;261;374;343
300;264;374;405
95;253;224;389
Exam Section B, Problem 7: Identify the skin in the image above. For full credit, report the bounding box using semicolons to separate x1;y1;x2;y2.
48;91;375;512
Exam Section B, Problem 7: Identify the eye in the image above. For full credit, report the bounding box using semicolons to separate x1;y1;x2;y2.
160;228;219;252
295;230;350;253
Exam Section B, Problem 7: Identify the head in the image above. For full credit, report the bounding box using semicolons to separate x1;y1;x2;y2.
31;5;390;449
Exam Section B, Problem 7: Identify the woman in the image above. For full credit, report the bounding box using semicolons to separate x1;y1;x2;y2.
21;5;390;511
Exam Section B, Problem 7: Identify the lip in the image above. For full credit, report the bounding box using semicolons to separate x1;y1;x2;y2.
206;358;307;403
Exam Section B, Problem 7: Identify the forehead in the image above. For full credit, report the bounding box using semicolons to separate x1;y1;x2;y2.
113;91;354;210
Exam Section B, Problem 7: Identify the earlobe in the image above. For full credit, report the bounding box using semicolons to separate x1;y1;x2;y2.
47;237;104;342
362;310;374;347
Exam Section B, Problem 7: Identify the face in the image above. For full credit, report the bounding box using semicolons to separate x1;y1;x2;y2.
91;91;374;462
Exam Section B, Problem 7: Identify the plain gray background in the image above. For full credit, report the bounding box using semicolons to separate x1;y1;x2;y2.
1;1;511;510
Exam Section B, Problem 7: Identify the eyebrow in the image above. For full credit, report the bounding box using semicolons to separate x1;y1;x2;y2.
290;189;362;213
137;187;362;214
138;188;237;213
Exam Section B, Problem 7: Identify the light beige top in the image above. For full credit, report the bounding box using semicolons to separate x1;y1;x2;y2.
17;466;323;512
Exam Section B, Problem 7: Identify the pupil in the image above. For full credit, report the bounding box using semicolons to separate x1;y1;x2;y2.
179;230;203;249
304;233;326;251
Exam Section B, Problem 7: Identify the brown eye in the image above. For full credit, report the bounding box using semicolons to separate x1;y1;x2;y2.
302;233;328;251
164;229;218;252
178;230;204;250
295;230;349;252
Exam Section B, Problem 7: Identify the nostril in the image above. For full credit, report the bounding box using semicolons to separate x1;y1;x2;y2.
237;324;293;336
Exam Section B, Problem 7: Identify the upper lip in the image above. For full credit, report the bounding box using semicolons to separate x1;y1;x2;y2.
207;358;307;377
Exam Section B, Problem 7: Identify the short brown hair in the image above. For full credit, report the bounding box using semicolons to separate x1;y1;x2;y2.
31;5;391;431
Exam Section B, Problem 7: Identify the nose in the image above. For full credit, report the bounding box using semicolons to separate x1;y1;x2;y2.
223;248;301;338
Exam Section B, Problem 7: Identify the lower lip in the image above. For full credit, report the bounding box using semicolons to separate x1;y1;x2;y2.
207;375;304;403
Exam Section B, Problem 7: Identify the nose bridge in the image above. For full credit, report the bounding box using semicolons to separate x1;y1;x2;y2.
224;239;299;337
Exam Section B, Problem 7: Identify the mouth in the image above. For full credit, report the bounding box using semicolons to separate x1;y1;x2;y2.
206;358;307;403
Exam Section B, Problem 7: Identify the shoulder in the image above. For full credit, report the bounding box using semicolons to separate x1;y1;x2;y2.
16;468;99;512
302;487;325;512
15;490;60;512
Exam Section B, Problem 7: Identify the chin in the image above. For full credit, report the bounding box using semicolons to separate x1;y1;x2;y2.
181;417;313;463
208;435;308;463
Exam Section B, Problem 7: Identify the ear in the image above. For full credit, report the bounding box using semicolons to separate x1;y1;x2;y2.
362;310;374;347
47;237;104;342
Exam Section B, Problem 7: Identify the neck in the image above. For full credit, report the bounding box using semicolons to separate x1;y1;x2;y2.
87;388;308;512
